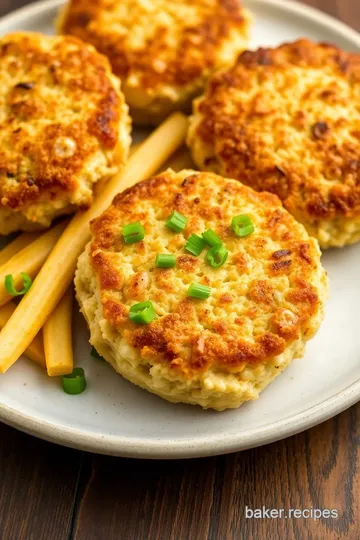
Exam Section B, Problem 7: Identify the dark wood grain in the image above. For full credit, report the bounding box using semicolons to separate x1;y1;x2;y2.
0;422;82;540
301;0;360;31
0;1;359;540
0;0;30;17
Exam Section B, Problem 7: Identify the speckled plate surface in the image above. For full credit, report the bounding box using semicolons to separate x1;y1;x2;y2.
0;0;359;459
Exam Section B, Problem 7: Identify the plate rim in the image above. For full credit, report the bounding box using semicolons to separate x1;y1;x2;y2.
0;0;359;459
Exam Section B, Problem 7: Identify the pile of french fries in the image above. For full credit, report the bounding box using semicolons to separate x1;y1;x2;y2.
0;113;193;378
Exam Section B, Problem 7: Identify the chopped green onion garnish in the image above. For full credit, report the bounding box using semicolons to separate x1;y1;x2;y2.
129;301;156;324
5;272;32;297
185;234;206;256
232;215;255;237
188;282;211;300
122;222;145;244
156;254;176;268
165;210;187;232
91;346;104;360
206;245;228;269
62;368;87;395
202;228;222;247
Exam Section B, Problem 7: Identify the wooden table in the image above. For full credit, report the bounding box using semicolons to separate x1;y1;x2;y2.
0;1;359;539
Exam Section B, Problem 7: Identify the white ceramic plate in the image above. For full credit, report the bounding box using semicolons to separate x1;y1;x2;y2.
0;0;359;459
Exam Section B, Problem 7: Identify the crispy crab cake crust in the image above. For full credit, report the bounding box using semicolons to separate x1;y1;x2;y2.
0;32;131;235
58;0;251;125
188;39;360;248
75;169;328;410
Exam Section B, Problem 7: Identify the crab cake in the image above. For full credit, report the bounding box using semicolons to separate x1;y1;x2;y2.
0;32;131;235
57;0;252;126
75;169;328;410
188;39;360;249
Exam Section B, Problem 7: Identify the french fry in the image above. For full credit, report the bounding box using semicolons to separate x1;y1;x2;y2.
0;232;40;266
163;146;195;172
0;221;68;307
43;288;74;377
0;303;45;368
0;112;188;373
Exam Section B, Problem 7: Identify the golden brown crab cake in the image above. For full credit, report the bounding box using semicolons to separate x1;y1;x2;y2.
188;39;360;249
57;0;252;126
75;169;328;410
0;32;131;235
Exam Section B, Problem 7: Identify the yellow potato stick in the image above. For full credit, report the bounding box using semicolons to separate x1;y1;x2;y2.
0;112;188;373
163;146;195;172
0;303;45;368
44;288;74;377
0;232;41;266
0;221;68;307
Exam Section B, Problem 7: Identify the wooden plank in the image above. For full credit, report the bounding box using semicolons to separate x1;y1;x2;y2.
0;423;82;540
71;456;216;540
336;0;360;31
298;0;360;31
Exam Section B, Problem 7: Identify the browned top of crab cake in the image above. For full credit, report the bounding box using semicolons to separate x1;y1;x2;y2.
59;0;251;93
87;169;327;377
0;32;130;220
188;39;360;226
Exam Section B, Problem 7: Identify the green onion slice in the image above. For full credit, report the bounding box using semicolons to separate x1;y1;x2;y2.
156;254;176;268
129;301;156;324
5;272;32;297
91;346;104;360
188;282;211;300
206;245;228;269
165;210;188;232
202;228;222;247
62;368;87;395
122;222;145;244
232;215;255;237
185;234;206;256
